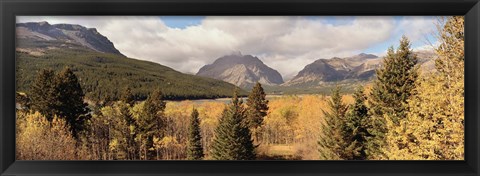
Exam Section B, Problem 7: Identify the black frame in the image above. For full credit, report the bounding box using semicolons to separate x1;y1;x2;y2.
1;0;479;175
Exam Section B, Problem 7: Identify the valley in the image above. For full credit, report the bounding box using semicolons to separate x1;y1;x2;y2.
15;16;464;161
15;21;437;101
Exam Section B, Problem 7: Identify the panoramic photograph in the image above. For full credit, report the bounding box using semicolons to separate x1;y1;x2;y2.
15;16;464;160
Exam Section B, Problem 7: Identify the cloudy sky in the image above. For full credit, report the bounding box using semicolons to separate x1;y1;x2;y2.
17;16;440;79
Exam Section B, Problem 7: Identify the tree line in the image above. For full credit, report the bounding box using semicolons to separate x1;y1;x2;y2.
317;16;464;160
17;66;269;160
16;16;464;160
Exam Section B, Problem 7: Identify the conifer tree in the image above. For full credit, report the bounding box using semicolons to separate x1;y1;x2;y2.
30;67;89;138
210;89;256;160
30;69;57;121
186;108;204;160
137;88;166;160
344;87;370;160
367;36;418;159
54;67;90;138
120;87;135;106
245;82;269;142
386;16;464;160
318;86;348;160
106;101;138;160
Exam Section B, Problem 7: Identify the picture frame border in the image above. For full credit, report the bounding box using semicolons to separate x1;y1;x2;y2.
1;0;479;175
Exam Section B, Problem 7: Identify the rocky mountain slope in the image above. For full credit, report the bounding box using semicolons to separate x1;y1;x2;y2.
16;21;123;55
283;52;435;87
196;53;284;89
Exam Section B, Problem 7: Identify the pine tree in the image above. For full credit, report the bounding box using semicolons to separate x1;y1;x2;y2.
245;82;269;142
30;69;57;121
367;36;418;159
54;67;90;138
318;86;348;160
137;88;166;160
120;87;135;106
186;108;204;160
210;89;256;160
386;16;464;160
106;101;139;160
343;87;370;160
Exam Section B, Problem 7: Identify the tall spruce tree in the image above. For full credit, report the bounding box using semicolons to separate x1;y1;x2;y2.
318;86;348;160
385;16;465;160
138;88;166;160
210;89;256;160
54;67;90;138
120;87;135;106
30;67;89;138
245;82;269;142
367;36;418;159
344;87;370;160
110;101;138;160
30;69;57;121
186;108;204;160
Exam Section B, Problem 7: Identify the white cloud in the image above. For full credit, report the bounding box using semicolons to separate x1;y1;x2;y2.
397;16;438;43
16;16;438;80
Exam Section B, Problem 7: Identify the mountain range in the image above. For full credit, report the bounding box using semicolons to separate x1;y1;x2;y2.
196;51;435;90
16;21;437;96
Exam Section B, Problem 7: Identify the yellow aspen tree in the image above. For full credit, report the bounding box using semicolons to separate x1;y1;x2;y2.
386;16;464;160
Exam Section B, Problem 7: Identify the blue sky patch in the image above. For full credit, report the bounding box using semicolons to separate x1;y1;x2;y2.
160;16;205;29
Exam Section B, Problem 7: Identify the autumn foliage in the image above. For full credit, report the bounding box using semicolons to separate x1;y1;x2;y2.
16;16;464;160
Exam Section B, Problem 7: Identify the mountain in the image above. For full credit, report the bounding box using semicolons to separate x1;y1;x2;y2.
16;22;246;101
282;52;435;87
16;21;123;55
196;53;284;89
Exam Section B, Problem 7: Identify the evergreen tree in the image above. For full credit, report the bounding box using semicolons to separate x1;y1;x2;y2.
54;67;90;138
367;36;418;159
245;82;269;142
344;87;370;160
106;101;138;160
120;87;135;106
186;108;204;160
137;88;166;160
386;16;464;160
210;89;256;160
30;67;89;138
30;69;57;121
318;86;348;160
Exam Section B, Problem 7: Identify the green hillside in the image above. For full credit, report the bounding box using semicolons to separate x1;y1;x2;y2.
16;46;247;102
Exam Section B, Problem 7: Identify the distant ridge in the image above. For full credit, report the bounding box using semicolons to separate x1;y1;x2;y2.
17;21;123;55
197;54;284;89
283;52;436;87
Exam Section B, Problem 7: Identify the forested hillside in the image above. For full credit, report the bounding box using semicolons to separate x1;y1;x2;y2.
16;46;246;102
